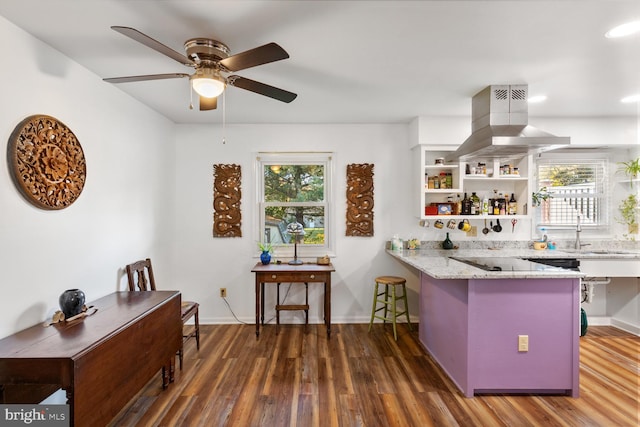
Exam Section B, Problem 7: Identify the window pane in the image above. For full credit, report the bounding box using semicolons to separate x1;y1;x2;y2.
264;165;324;202
264;206;325;245
538;161;606;226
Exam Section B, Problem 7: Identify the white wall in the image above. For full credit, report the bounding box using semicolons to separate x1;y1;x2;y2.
172;124;421;324
1;14;637;337
0;16;175;338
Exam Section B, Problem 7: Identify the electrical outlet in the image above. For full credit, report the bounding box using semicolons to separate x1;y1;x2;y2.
220;288;227;298
518;335;529;352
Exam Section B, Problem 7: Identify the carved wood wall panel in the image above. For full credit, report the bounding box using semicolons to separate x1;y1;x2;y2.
7;115;86;210
213;164;242;237
346;163;374;236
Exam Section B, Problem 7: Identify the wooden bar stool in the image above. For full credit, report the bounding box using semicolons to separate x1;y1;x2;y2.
368;276;412;340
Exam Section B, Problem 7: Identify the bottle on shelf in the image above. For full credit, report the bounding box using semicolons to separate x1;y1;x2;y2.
461;193;472;215
477;162;486;175
492;190;500;215
471;192;480;215
499;193;507;215
508;193;518;215
482;195;489;215
456;194;462;215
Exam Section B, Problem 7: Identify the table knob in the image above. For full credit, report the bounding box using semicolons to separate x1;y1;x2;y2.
310;274;315;279
271;274;277;279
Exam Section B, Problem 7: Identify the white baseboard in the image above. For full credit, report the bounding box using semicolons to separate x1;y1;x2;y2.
610;318;640;336
585;315;611;326
584;315;640;336
199;315;420;325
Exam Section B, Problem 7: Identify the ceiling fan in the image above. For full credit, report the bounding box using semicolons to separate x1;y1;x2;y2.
103;26;297;111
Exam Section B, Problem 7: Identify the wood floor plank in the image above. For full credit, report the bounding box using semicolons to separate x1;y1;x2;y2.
109;324;640;427
317;356;340;427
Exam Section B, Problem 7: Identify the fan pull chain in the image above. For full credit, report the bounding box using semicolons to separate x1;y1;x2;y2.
189;81;194;110
222;91;226;144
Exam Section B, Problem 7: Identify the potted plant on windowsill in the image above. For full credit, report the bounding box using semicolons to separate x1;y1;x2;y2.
617;194;639;238
532;187;553;207
617;157;640;187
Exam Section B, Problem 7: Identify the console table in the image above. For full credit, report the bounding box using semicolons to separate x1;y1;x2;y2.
252;263;334;338
0;291;182;426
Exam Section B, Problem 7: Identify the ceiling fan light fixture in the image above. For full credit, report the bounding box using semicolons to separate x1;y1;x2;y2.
191;70;226;98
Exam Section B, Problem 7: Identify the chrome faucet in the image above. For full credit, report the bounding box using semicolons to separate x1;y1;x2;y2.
575;214;591;250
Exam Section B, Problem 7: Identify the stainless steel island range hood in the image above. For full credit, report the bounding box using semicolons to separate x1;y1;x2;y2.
446;85;570;161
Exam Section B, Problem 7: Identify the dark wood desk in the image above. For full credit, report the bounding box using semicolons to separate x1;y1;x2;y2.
252;263;335;338
0;291;182;427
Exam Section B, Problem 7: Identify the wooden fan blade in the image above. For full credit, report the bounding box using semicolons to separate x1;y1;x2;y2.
103;73;190;83
228;76;297;103
111;26;194;66
200;96;217;111
219;43;289;72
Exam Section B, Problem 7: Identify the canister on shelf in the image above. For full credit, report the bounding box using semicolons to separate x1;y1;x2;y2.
439;172;447;189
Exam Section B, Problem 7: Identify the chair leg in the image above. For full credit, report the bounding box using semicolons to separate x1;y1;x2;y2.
304;282;309;333
383;284;389;325
391;285;398;341
195;309;200;350
161;365;169;389
368;282;379;332
178;346;184;370
276;283;281;335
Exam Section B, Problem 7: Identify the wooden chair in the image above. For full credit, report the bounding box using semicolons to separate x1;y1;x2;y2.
125;258;200;369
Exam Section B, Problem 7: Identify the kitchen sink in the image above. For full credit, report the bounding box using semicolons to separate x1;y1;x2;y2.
563;249;634;255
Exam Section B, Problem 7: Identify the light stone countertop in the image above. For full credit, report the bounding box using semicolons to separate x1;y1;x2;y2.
387;241;640;280
387;248;589;280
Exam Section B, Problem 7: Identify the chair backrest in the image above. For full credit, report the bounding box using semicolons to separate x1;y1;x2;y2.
125;258;157;291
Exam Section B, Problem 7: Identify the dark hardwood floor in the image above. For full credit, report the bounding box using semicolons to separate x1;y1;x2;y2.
110;324;639;427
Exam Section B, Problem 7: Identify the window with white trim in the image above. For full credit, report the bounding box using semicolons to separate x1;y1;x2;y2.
256;152;333;257
536;159;609;228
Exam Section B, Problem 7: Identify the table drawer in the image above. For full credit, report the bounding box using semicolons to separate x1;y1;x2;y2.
259;272;328;282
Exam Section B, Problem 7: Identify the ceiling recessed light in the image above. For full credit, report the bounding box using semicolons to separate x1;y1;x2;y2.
621;94;640;104
528;95;547;103
605;20;640;38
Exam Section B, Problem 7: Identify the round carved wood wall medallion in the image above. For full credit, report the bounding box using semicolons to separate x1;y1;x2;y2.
7;115;86;210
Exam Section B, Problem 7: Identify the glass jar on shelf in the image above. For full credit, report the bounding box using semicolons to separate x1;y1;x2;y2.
439;172;447;189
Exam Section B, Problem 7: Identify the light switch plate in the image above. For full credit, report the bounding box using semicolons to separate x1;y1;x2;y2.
518;335;529;352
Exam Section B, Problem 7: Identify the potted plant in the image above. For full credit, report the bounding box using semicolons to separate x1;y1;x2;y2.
617;157;640;187
532;186;553;207
258;242;273;265
617;194;639;237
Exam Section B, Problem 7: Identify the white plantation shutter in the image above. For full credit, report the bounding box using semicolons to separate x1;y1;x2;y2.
536;160;608;227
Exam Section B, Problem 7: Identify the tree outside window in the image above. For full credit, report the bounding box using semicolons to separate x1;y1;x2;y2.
258;153;333;256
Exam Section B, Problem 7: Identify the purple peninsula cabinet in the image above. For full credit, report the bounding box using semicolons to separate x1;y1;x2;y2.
389;251;582;398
